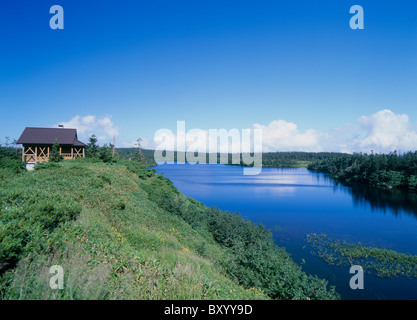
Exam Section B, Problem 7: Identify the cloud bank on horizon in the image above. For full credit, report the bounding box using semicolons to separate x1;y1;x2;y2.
257;109;417;154
59;109;417;155
355;109;417;154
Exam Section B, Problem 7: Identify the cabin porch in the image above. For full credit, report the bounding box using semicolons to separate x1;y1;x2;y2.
22;145;85;168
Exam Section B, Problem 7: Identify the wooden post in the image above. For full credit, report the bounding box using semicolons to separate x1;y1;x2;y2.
47;147;50;160
22;146;25;162
83;148;85;158
35;147;37;163
71;147;73;159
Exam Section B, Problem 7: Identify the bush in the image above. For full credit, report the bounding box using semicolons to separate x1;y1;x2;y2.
99;145;114;163
0;172;82;275
49;140;63;163
0;157;25;175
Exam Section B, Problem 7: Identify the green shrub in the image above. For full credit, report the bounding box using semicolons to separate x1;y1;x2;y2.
49;140;63;163
0;188;82;272
0;157;25;177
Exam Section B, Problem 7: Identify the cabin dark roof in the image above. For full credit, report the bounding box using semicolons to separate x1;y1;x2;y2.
73;139;87;147
17;127;87;147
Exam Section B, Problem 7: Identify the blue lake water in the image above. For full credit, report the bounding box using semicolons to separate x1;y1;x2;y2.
154;162;417;300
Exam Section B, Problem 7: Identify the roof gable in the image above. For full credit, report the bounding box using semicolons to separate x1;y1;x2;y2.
17;127;86;146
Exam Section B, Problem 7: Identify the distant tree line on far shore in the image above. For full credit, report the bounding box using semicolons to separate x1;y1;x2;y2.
307;151;417;191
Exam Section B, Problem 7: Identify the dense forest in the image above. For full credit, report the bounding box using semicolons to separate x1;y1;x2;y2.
307;151;417;191
0;139;338;300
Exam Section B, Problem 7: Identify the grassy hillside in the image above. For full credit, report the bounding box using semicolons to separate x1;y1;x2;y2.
0;158;339;300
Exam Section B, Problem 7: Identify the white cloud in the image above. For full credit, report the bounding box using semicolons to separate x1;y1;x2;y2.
253;119;323;152
318;123;361;153
55;115;120;144
152;119;323;154
244;110;417;154
354;109;417;153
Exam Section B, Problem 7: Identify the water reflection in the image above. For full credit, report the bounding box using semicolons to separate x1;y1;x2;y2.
310;170;417;220
346;184;417;219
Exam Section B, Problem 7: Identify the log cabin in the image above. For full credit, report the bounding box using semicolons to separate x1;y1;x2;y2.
17;126;87;170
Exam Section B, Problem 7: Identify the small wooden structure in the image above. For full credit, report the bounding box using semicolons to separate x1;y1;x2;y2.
17;126;87;170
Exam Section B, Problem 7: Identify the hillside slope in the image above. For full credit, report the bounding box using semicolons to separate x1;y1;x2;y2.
0;159;338;300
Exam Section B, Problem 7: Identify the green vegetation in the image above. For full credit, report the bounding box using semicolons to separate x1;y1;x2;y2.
49;139;63;163
86;134;100;158
115;148;156;166
308;151;417;191
117;149;347;168
0;143;339;300
305;233;417;279
0;140;25;180
260;152;345;168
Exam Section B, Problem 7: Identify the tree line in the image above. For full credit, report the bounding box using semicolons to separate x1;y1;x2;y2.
259;152;346;167
308;151;417;191
225;150;417;192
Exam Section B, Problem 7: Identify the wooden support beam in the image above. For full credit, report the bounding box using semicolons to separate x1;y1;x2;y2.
71;147;73;159
75;148;83;158
37;147;47;162
22;146;25;162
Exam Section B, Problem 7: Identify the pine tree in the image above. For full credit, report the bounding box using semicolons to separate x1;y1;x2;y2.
134;138;144;162
86;134;99;158
49;139;63;162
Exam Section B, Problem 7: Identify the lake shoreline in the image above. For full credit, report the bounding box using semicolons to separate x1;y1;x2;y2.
154;162;417;300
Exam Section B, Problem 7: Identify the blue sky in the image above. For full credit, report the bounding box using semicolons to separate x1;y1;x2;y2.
1;0;417;152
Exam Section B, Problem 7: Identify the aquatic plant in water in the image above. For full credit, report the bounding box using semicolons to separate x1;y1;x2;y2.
305;233;417;279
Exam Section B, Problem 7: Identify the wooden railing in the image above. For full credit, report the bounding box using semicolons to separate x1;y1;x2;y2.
23;147;85;163
61;153;83;160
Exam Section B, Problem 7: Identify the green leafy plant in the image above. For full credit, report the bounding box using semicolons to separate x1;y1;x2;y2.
49;139;63;163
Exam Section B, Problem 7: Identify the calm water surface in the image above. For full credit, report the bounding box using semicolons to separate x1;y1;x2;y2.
154;163;417;300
